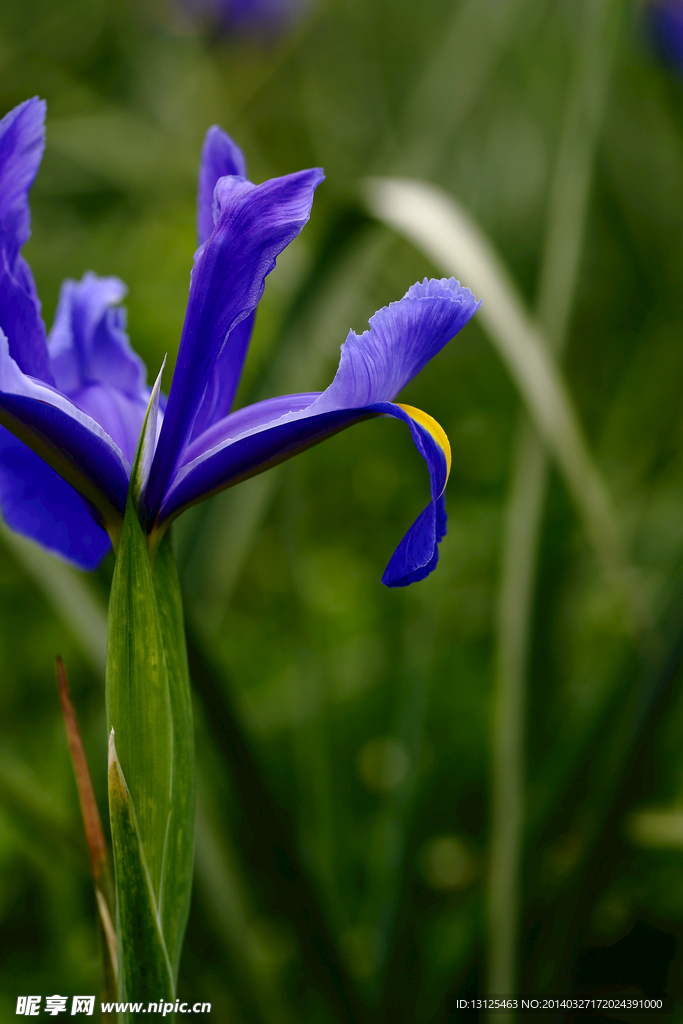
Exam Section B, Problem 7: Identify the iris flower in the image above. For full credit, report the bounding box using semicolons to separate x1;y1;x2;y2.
648;1;683;70
182;0;309;36
0;98;480;586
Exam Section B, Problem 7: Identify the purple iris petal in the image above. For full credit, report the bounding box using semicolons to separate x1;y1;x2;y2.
193;125;254;435
190;310;256;439
49;273;150;461
315;278;480;411
183;0;309;36
0;427;111;568
162;400;374;517
0;96;481;586
158;278;476;585
0;329;131;522
0;242;52;383
649;1;683;70
0;98;45;265
161;398;449;585
197;126;247;246
144;165;324;519
0;99;53;383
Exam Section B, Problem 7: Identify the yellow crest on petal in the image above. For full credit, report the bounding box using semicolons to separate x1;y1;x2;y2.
397;404;451;489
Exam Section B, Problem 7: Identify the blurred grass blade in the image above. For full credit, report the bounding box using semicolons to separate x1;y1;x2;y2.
488;419;547;1000
364;176;643;628
487;0;624;1001
108;731;174;1011
0;521;107;675
56;656;117;992
152;529;195;980
393;0;536;176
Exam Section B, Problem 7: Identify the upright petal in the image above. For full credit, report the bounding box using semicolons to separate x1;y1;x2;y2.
145;165;324;520
0;98;45;265
49;273;150;461
197;126;247;246
314;277;480;411
0;427;111;569
0;240;52;382
190;310;255;439
0;99;52;383
50;273;146;395
156;277;478;584
193;127;254;435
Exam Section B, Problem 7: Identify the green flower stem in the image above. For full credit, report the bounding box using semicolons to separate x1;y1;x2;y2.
487;0;622;1003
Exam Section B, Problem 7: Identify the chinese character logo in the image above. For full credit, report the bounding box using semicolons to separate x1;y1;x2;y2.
45;995;68;1015
71;997;95;1016
16;996;41;1016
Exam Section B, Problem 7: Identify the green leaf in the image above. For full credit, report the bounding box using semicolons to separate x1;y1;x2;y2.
106;367;194;997
152;528;195;979
106;483;172;907
108;731;174;1017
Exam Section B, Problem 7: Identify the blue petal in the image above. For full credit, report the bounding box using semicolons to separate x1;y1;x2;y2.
197;125;247;246
157;275;478;584
314;278;481;411
48;273;150;461
377;415;448;587
0;241;52;382
0;98;45;265
49;273;145;393
0;427;111;569
145;165;324;520
649;1;683;70
161;396;449;584
193;127;254;434
0;329;130;526
190;310;256;439
0;99;53;384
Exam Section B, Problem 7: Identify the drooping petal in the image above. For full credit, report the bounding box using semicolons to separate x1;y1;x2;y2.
159;392;370;517
156;277;476;584
197;126;247;246
0;427;111;569
145;165;324;519
0;97;45;265
162;396;449;584
0;329;130;527
378;404;450;586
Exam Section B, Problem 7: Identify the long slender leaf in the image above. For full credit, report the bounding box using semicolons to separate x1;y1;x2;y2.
0;520;107;675
108;732;174;1016
106;485;173;907
487;0;624;998
152;530;195;980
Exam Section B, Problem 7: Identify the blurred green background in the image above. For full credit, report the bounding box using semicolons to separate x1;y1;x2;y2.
3;0;683;1019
